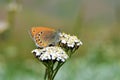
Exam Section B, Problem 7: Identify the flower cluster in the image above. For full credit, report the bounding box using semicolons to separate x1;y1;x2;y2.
59;32;83;50
32;46;68;62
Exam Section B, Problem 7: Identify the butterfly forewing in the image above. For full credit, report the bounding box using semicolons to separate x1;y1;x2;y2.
30;27;60;48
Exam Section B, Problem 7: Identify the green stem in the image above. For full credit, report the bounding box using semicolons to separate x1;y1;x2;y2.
52;62;65;80
42;61;50;80
46;61;54;80
44;68;48;80
43;61;65;80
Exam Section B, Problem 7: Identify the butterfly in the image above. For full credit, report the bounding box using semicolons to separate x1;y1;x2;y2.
29;27;60;48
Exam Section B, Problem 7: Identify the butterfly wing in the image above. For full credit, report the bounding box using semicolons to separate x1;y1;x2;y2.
39;31;59;47
30;27;60;48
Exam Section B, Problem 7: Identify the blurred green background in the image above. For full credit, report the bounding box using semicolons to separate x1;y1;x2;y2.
0;0;120;80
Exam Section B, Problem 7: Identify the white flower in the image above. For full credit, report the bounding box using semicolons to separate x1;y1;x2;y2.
76;41;83;46
59;32;83;48
60;37;68;44
32;46;68;62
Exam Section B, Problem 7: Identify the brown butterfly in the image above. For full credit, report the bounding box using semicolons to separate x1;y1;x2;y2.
29;27;60;48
